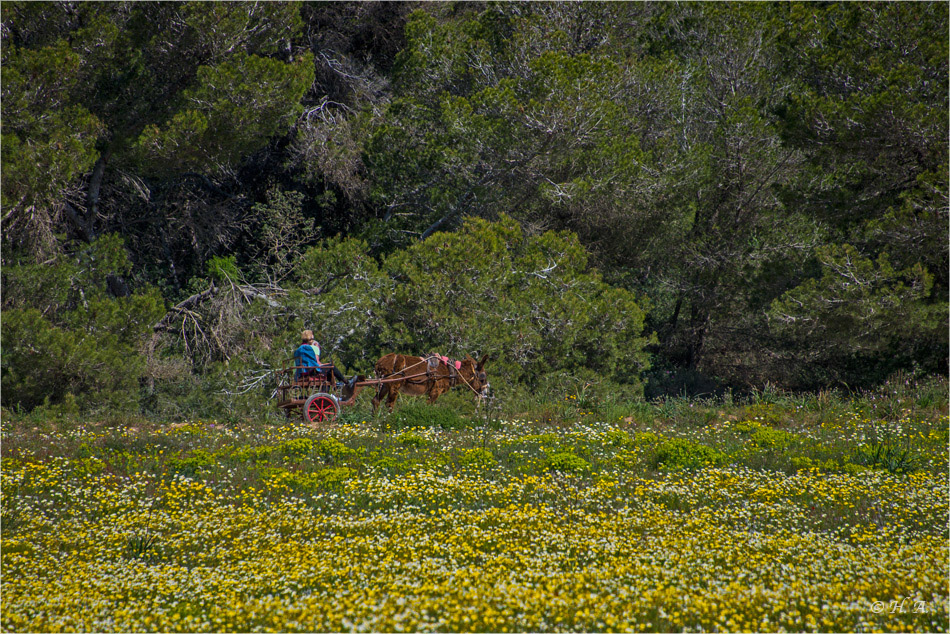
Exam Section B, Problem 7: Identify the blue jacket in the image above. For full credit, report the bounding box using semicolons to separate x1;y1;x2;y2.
294;343;321;378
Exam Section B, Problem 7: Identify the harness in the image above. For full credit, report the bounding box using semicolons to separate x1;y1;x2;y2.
437;355;463;371
426;354;462;386
385;354;484;397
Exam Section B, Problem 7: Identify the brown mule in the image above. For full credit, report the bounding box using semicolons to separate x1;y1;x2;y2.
361;353;490;413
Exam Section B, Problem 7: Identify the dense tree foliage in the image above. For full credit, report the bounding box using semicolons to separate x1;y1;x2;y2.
1;1;946;414
2;235;164;412
765;2;949;386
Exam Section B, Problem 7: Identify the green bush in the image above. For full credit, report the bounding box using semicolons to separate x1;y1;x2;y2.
167;449;217;476
790;456;816;471
518;433;560;447
373;456;414;474
602;429;633;447
752;427;795;451
279;438;315;458
749;426;797;451
633;431;660;446
850;441;919;474
315;438;357;463
267;466;354;493
230;444;275;464
543;451;590;473
654;438;723;470
459;447;497;468
396;432;429;448
733;420;801;452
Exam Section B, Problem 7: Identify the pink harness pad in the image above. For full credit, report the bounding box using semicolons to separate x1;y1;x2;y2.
438;355;462;370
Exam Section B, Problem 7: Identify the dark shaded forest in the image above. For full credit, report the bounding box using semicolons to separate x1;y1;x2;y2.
2;1;947;417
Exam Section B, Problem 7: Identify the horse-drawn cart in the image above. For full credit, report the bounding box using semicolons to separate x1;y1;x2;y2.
276;353;491;423
275;361;352;423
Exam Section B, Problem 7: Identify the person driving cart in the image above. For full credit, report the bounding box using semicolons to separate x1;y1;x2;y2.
294;330;356;389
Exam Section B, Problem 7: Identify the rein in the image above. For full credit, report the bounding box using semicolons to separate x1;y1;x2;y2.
454;367;485;398
381;356;433;386
381;354;485;397
431;354;485;398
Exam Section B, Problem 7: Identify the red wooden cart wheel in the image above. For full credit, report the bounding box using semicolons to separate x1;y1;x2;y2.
304;393;339;423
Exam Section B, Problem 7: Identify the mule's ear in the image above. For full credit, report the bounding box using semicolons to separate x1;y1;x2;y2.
478;354;490;368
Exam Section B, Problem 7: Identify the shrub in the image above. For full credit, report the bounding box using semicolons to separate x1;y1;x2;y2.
603;429;632;447
519;433;560;446
279;438;314;458
790;456;816;471
315;438;357;463
263;467;354;494
230;445;275;463
543;451;590;473
396;432;428;448
373;456;414;474
850;441;919;474
459;447;497;468
750;426;797;451
633;431;659;446
654;438;723;470
167;449;217;476
734;421;800;451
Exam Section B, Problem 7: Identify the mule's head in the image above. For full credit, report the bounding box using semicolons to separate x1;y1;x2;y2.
464;354;491;397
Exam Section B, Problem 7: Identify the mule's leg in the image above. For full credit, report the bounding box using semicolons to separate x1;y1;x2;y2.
427;386;446;405
386;387;400;412
372;383;389;414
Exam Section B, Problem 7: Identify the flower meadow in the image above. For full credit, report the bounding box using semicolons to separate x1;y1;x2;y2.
2;391;948;633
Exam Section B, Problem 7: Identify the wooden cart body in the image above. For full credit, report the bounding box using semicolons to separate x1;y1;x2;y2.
275;360;348;423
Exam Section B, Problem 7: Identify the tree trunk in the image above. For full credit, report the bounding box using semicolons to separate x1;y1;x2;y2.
84;151;111;241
